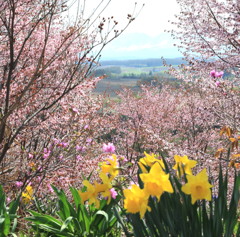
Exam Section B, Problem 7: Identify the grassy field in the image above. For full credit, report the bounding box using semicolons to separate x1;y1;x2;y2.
120;66;167;75
93;66;176;97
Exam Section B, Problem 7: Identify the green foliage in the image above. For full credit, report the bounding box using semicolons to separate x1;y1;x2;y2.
117;162;240;237
26;186;120;237
0;186;20;237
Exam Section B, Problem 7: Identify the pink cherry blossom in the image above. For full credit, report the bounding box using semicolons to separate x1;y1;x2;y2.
43;148;51;159
215;81;221;87
43;148;48;154
121;156;128;162
72;108;79;114
53;138;60;144
86;138;92;143
210;70;224;78
61;142;69;148
76;145;86;152
215;71;224;78
210;70;216;78
102;143;116;153
15;181;23;188
84;124;89;129
110;188;117;199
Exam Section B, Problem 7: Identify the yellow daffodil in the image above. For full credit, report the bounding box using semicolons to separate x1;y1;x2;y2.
140;163;173;201
100;154;119;179
181;168;213;204
173;155;197;177
215;148;226;158
123;184;151;218
99;172;113;204
78;180;108;208
138;152;165;173
22;185;33;204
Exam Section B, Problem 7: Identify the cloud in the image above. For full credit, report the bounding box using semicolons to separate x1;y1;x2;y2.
115;40;170;52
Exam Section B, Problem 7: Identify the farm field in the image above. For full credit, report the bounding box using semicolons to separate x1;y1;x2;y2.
93;64;176;96
94;77;140;96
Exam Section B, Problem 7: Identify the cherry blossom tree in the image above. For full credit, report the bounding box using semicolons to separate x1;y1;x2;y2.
167;0;240;139
171;0;240;75
0;0;136;164
0;0;140;195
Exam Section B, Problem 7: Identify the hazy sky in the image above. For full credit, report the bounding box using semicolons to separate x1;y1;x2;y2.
69;0;181;59
104;0;180;36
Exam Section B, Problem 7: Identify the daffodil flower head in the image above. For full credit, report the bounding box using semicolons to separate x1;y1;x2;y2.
138;152;165;173
100;154;119;179
99;172;113;204
140;162;174;201
123;184;151;218
22;185;33;204
173;155;197;177
78;180;95;203
181;168;213;204
78;180;108;208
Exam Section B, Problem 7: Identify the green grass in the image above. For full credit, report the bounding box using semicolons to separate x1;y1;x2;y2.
120;66;167;75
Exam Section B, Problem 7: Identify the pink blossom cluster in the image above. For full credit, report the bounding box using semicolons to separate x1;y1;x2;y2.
110;188;118;199
43;148;51;159
210;70;224;78
57;142;69;148
76;145;86;152
102;143;116;153
15;181;23;188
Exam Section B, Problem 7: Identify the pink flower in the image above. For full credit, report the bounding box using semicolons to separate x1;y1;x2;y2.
61;142;69;148
43;148;51;159
15;181;23;188
28;153;34;159
210;70;224;78
215;71;224;78
76;155;82;161
84;125;89;129
47;184;54;193
110;188;117;199
215;81;221;87
72;107;79;114
43;154;49;159
57;142;68;148
43;148;48;154
102;143;116;153
76;145;86;152
86;138;92;143
210;70;216;78
53;138;60;144
121;156;128;162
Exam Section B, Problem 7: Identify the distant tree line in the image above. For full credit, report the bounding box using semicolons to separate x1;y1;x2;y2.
100;58;187;67
93;67;122;77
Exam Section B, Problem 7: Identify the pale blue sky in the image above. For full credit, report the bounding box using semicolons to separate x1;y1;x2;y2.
69;0;182;60
100;0;182;60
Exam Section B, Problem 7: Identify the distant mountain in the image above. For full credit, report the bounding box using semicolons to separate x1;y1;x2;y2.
100;32;183;60
100;57;187;67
